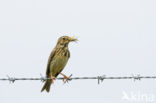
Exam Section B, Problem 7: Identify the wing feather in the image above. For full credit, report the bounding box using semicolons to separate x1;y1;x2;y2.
46;48;56;77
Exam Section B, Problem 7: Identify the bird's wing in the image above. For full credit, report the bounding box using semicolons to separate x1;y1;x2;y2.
46;48;56;77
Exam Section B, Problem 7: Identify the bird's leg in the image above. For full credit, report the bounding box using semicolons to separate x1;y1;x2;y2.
50;74;56;83
59;73;70;83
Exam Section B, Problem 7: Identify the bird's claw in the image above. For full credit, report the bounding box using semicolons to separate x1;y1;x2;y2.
62;77;70;84
59;73;70;84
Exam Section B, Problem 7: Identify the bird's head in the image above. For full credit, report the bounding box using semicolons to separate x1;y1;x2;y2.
57;36;78;46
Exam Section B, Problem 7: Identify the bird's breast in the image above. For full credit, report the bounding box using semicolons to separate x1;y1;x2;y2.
56;55;69;67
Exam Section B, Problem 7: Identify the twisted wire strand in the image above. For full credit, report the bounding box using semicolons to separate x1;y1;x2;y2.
0;74;156;84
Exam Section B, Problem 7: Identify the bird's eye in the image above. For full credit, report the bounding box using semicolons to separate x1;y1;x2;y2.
62;37;66;40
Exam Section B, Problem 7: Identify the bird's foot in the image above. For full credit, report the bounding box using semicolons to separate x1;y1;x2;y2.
50;75;56;83
60;73;70;83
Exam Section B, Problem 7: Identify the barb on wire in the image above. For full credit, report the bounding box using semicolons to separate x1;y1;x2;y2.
40;74;47;82
6;75;16;83
0;74;156;84
132;74;141;81
97;75;106;84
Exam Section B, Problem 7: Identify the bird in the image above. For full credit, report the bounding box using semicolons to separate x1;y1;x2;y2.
41;36;77;92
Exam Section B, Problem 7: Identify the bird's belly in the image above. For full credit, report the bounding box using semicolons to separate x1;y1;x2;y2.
50;56;69;76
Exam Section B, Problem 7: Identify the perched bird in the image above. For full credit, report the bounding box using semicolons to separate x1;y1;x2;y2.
41;36;77;92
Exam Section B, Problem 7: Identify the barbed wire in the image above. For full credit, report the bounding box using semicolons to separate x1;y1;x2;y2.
0;74;156;84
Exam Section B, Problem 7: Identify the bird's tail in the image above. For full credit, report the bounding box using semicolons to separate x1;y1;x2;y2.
41;79;53;92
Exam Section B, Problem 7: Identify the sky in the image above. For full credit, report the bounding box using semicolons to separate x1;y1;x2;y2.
0;0;156;103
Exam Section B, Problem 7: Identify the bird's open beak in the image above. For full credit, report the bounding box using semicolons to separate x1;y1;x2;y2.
70;36;78;42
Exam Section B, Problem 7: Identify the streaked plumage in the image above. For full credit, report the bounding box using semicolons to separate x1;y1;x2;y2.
41;36;77;92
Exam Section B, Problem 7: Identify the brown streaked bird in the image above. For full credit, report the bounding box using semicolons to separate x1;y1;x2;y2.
41;36;77;92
